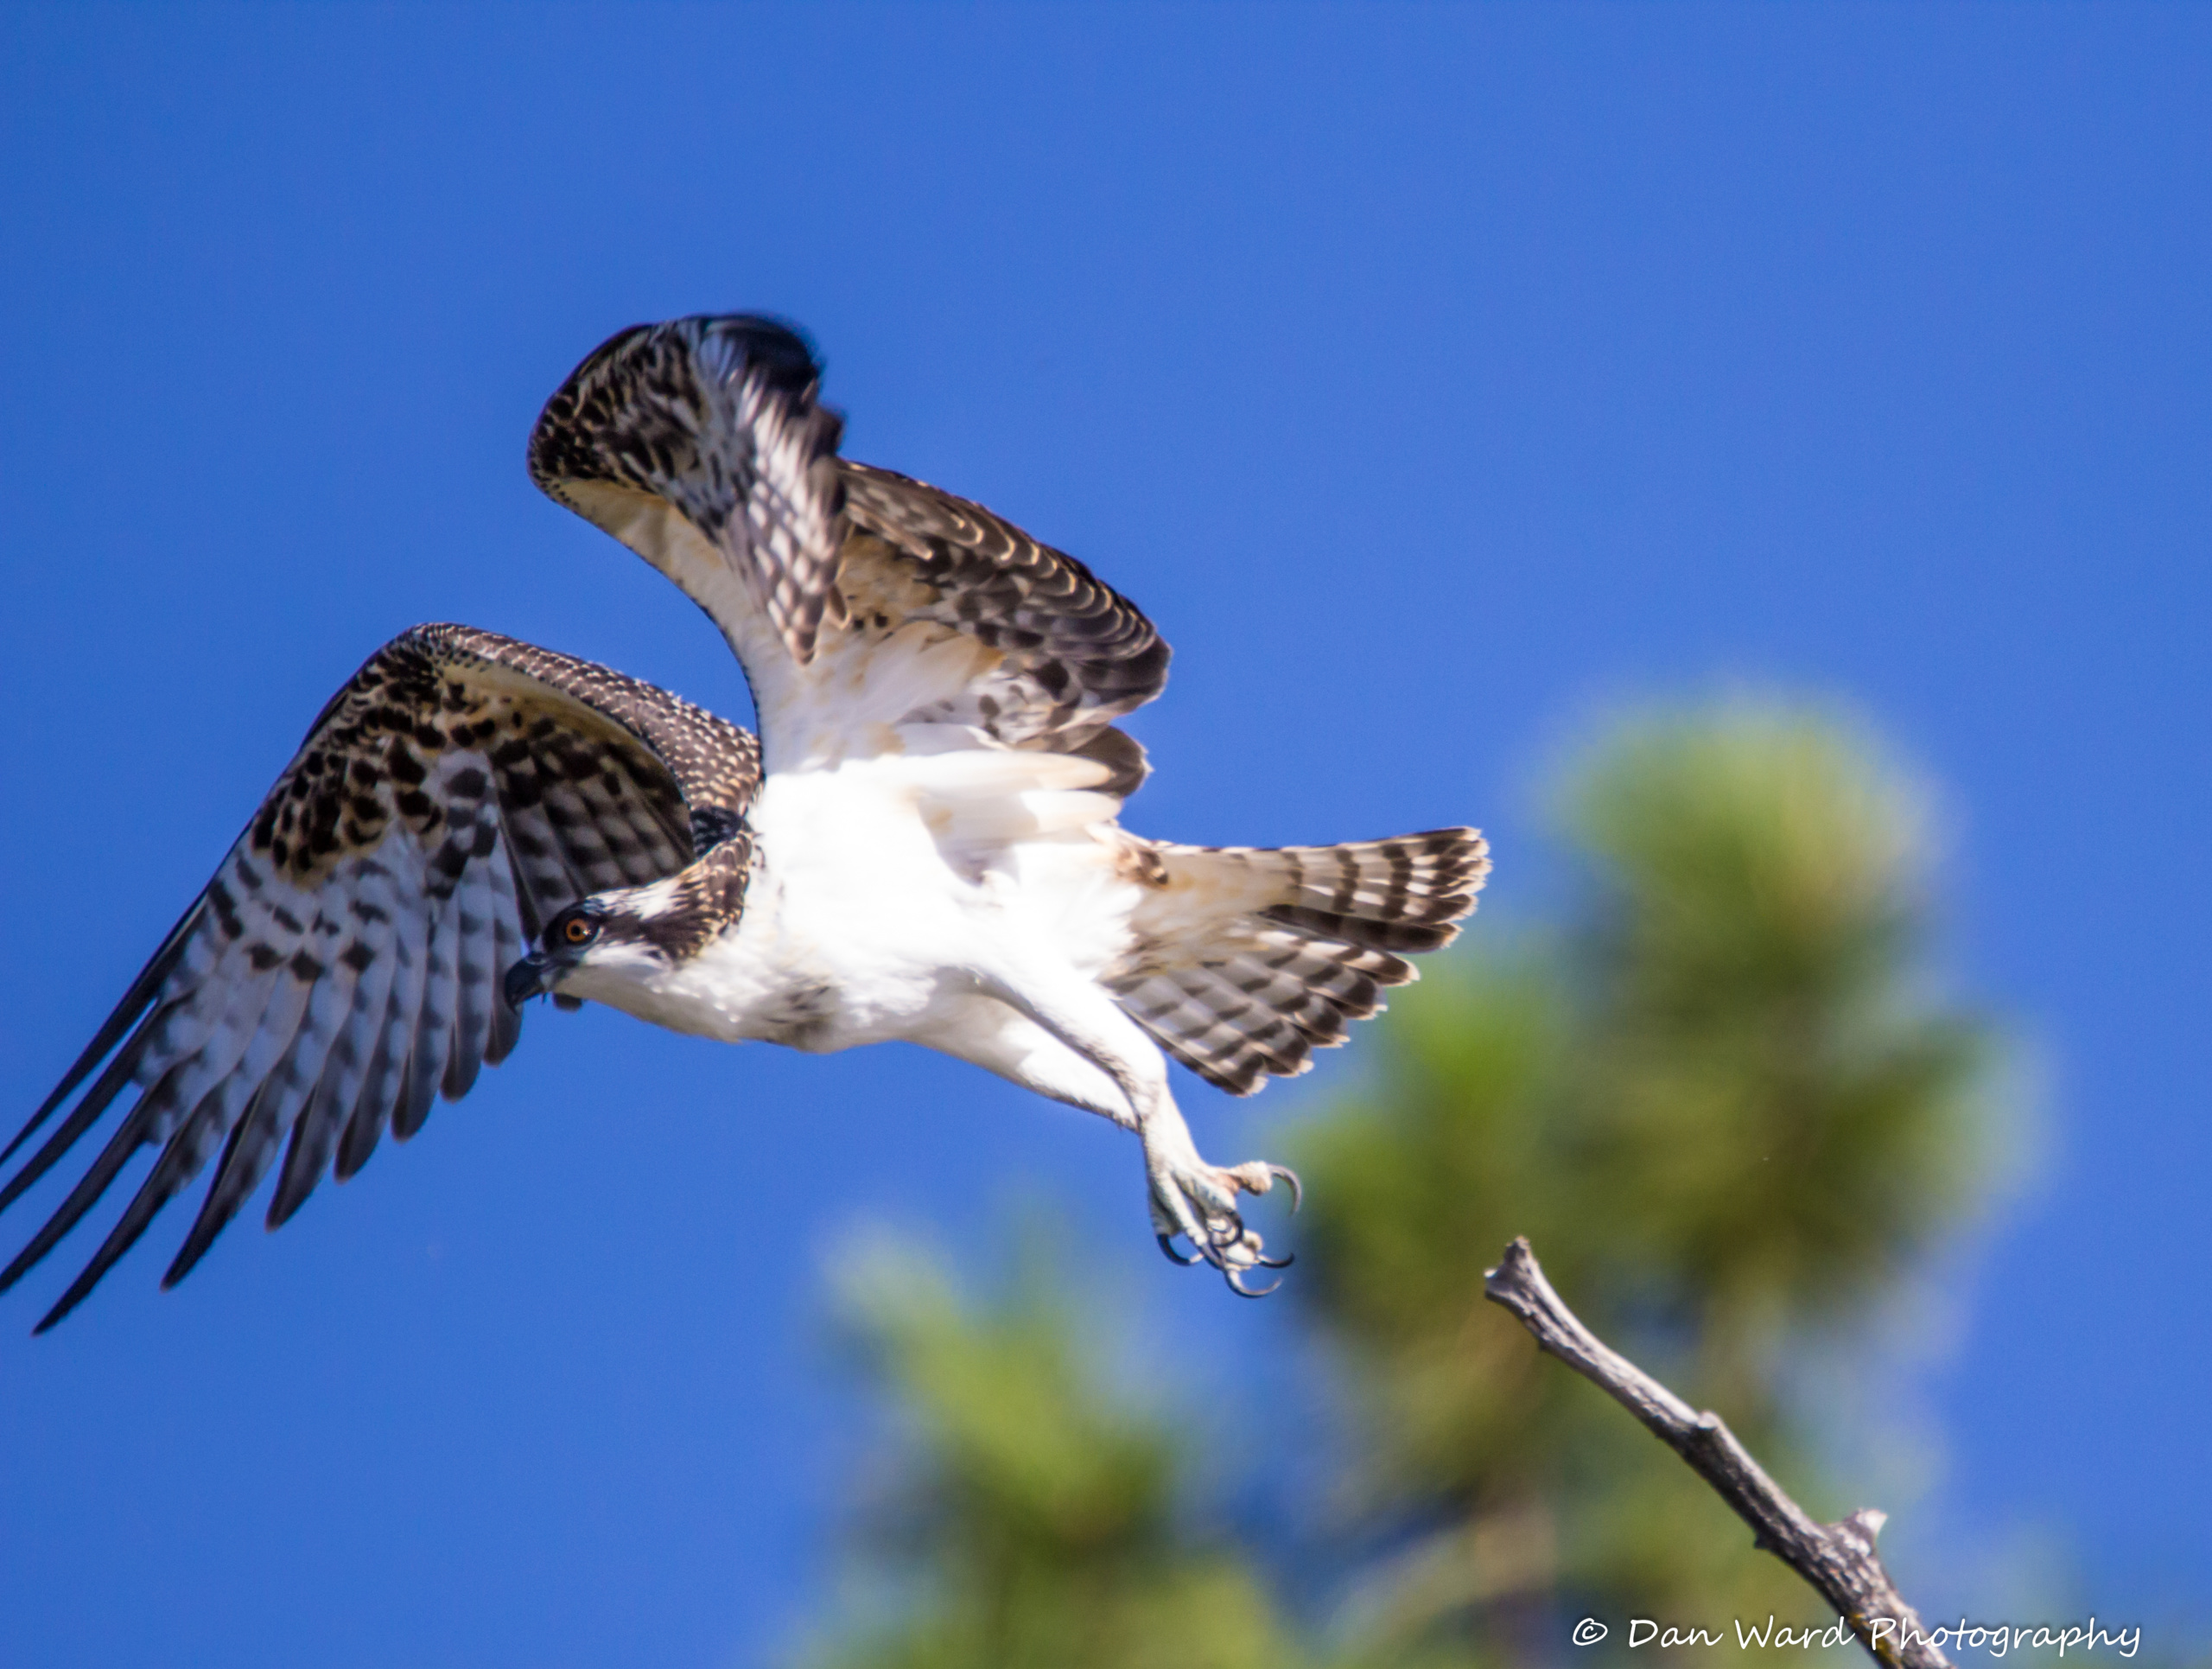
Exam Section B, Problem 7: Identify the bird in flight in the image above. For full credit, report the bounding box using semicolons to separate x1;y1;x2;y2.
1;315;1487;1331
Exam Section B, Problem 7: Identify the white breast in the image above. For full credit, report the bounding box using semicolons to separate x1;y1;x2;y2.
581;743;1147;1054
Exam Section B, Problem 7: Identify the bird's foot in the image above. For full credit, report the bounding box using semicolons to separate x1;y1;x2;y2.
1146;1143;1300;1297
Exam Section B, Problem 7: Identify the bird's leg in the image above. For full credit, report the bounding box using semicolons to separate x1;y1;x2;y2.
968;968;1298;1293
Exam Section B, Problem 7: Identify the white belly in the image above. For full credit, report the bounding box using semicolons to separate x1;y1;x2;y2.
570;748;1146;1054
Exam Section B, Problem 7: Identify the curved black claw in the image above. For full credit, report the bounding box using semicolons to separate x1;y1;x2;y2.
1254;1249;1295;1271
1156;1232;1203;1267
1268;1164;1304;1214
1225;1264;1286;1298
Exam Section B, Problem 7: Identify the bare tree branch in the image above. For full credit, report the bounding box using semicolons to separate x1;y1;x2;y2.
1482;1236;1952;1669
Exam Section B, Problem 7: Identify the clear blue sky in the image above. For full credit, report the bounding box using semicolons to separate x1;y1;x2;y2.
2;5;2206;1664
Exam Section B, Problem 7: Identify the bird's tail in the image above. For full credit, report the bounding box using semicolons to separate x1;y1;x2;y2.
1107;828;1489;1095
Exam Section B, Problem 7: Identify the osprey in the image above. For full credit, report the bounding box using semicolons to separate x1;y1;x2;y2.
0;316;1487;1331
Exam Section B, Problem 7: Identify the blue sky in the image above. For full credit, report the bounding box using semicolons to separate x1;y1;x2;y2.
2;4;2206;1664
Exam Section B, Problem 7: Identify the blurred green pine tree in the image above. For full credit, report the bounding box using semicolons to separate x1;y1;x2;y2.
797;1229;1310;1669
1294;704;2002;1662
798;701;2011;1669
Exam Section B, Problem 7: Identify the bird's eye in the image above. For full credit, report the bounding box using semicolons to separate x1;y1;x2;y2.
562;915;595;946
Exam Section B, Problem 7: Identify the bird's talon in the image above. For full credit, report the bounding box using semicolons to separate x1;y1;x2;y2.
1149;1151;1300;1290
1155;1232;1202;1266
1225;1265;1284;1298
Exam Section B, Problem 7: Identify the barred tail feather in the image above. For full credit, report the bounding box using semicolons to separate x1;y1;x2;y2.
1109;827;1489;1095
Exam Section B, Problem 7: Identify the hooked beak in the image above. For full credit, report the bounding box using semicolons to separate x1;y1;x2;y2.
504;950;560;1011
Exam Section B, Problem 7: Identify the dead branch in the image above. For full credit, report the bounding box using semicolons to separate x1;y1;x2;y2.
1482;1236;1952;1669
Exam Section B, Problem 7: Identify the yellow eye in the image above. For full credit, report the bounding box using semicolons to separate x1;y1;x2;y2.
563;916;594;945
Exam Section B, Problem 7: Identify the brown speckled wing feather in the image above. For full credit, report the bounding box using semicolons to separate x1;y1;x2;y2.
0;624;757;1330
832;461;1169;750
528;316;1167;783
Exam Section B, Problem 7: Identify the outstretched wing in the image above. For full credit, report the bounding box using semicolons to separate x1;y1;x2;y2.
0;624;757;1331
527;315;1168;790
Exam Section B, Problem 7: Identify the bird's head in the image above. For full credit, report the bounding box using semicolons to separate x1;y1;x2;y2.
503;895;672;1010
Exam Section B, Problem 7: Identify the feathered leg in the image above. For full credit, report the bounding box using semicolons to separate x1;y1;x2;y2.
931;982;1297;1295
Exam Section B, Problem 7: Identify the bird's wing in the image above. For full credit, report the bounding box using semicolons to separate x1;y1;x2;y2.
528;315;1168;793
0;624;756;1330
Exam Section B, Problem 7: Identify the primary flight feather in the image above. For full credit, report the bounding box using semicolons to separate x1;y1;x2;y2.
2;315;1487;1331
